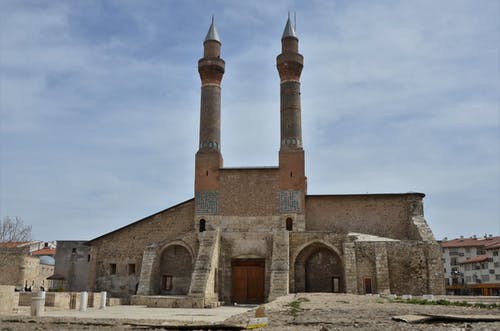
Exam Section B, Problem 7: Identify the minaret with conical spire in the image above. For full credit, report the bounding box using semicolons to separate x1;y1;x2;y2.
195;17;224;213
277;15;306;212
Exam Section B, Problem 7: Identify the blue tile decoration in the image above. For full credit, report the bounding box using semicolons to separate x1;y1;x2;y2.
196;191;219;214
280;190;301;213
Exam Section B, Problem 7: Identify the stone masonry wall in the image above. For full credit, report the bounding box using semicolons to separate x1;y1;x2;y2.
219;232;273;303
219;168;279;216
53;241;89;292
305;194;425;240
384;241;445;295
88;199;195;298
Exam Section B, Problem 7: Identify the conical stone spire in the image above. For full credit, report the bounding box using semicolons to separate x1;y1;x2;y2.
282;15;297;39
204;16;221;43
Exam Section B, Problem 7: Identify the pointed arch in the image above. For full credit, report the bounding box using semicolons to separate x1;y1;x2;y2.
293;241;344;293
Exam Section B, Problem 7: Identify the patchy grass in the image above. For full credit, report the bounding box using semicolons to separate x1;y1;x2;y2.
285;297;310;318
336;300;350;304
393;298;500;309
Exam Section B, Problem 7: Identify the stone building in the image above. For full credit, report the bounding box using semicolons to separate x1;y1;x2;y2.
0;242;55;291
85;18;445;306
49;241;90;291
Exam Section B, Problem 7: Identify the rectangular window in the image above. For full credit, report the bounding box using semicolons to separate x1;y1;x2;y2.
489;269;495;274
128;264;136;275
494;262;500;268
110;263;117;275
493;250;499;256
214;268;218;293
481;275;489;281
465;276;471;282
458;252;464;256
450;258;458;266
496;275;500;280
449;250;459;256
477;249;486;255
87;254;91;262
465;248;470;253
161;275;172;291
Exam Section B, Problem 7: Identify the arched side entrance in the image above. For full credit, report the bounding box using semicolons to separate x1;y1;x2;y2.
294;242;344;293
158;245;193;295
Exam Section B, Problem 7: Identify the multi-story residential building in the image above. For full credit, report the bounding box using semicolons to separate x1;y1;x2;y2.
441;235;500;296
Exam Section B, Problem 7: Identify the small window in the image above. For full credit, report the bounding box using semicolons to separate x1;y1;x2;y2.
110;263;117;275
493;250;499;256
72;248;77;253
87;254;91;262
162;275;173;291
199;219;206;232
214;268;218;293
285;218;293;231
128;264;136;275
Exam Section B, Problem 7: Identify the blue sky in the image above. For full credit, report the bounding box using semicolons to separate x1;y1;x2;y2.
1;0;498;241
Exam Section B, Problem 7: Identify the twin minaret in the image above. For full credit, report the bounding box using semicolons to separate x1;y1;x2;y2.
195;17;306;215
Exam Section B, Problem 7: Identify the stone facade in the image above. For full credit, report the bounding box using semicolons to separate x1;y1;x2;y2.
79;18;445;305
0;246;54;291
52;241;90;291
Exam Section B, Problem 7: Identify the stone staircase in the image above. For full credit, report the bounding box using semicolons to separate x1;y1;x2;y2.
188;229;220;305
268;229;290;301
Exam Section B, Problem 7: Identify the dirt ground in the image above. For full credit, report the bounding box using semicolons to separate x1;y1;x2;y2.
224;293;500;331
1;293;499;330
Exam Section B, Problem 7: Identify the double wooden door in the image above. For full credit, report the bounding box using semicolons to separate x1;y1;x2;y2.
232;259;265;304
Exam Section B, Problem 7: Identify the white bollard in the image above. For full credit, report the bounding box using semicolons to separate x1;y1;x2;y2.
99;291;107;310
30;293;45;317
80;291;88;312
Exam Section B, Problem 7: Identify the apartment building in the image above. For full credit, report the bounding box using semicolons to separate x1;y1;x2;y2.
441;235;500;296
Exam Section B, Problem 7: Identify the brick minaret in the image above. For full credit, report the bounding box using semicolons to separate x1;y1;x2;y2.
195;18;224;216
277;16;306;213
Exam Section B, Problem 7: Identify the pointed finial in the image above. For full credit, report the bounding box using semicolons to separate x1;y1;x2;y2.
282;15;297;39
205;16;220;42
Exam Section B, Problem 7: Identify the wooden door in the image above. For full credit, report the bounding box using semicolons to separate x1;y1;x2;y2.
364;278;372;294
232;259;265;304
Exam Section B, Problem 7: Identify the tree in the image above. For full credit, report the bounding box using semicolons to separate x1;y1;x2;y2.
0;216;32;269
0;216;32;242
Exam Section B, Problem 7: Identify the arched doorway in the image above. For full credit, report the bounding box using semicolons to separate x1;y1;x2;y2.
159;245;193;295
294;242;344;293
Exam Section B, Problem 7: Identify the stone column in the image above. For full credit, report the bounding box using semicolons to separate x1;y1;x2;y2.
343;242;358;294
374;243;391;294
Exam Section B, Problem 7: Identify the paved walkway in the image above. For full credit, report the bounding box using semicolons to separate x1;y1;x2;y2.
18;305;255;323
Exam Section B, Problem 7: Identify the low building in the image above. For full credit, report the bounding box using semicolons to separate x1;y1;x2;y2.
49;241;90;291
0;241;56;291
441;235;500;296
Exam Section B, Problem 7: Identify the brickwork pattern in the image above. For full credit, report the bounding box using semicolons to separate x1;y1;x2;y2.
195;191;219;215
279;190;302;213
219;169;279;216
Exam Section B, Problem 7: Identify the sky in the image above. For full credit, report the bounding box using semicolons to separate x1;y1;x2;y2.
0;0;499;242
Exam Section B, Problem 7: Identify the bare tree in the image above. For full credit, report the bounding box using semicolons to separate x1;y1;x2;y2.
0;216;32;242
0;216;32;268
